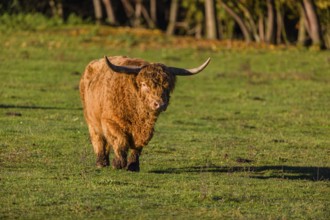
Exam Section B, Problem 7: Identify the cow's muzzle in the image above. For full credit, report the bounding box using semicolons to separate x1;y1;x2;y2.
151;100;167;112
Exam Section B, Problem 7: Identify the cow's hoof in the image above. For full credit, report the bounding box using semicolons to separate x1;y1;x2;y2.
96;158;109;168
96;163;106;168
112;158;127;169
127;162;140;172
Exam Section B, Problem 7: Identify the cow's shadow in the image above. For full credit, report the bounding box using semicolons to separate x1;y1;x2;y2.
149;165;330;181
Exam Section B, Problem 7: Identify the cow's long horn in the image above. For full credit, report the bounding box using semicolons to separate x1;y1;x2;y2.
104;56;142;74
166;58;211;76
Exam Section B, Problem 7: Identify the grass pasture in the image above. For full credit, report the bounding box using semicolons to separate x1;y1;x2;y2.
0;26;330;219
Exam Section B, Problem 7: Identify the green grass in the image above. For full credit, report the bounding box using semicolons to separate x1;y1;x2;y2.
0;26;330;219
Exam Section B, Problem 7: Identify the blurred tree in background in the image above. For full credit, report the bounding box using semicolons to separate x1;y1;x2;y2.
0;0;329;49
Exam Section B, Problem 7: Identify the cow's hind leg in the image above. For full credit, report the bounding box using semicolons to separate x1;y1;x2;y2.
127;148;142;172
88;125;109;168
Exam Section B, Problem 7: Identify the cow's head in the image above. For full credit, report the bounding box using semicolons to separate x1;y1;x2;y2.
105;56;210;113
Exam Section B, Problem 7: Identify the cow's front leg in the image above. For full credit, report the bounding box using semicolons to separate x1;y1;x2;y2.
127;148;142;172
112;144;128;169
102;119;128;169
88;125;109;168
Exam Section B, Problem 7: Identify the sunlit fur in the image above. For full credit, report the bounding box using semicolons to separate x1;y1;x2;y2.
79;56;176;171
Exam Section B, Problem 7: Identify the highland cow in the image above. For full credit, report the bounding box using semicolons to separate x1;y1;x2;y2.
80;56;210;171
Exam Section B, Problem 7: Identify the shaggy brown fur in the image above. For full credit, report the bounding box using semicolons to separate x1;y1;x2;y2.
80;56;176;171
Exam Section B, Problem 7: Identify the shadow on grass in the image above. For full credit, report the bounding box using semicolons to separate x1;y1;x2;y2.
149;165;330;181
0;104;81;111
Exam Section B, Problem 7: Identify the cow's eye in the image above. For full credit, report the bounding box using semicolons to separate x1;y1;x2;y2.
141;82;149;92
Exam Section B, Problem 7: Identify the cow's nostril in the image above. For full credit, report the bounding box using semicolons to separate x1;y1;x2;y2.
154;102;160;109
